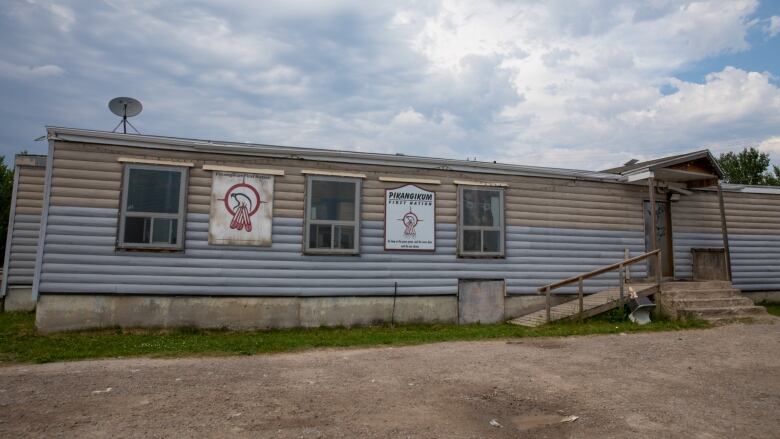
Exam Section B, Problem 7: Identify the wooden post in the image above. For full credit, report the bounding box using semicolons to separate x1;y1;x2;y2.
619;265;625;301
716;181;733;281
656;251;663;286
578;277;584;322
545;286;551;323
648;177;658;280
624;248;631;282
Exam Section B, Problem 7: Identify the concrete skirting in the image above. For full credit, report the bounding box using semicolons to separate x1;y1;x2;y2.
744;291;780;304
3;286;36;312
36;295;461;333
35;293;571;333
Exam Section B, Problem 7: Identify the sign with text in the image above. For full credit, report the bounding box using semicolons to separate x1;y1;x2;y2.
385;184;435;251
209;171;273;246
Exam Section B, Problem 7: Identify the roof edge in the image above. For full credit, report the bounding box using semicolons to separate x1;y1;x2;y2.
45;126;627;183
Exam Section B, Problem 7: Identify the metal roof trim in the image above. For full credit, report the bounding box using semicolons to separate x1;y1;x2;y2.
45;126;627;183
720;183;780;195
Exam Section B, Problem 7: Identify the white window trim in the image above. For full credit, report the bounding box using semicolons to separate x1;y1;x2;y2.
117;164;188;250
202;164;285;175
453;179;509;187
457;185;505;257
378;176;441;185
118;157;194;167
304;175;361;255
301;169;367;178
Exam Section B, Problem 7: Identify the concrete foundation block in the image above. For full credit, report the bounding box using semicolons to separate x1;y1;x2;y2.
744;291;780;304
392;296;457;324
166;297;300;330
4;286;36;312
299;297;393;328
36;295;114;332
37;295;302;333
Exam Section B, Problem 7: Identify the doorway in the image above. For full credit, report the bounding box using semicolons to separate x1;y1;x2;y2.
643;200;674;278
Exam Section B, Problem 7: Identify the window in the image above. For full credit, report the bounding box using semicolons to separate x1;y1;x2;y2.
458;186;504;257
118;164;187;250
304;176;360;254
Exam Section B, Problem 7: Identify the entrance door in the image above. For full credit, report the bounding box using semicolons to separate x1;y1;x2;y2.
643;201;674;278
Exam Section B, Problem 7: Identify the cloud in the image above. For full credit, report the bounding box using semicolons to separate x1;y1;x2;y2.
47;3;75;32
759;136;780;162
0;61;65;79
627;67;780;127
0;0;778;170
766;16;780;37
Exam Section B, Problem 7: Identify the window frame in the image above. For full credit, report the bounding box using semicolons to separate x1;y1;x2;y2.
303;175;361;255
457;185;505;257
117;163;188;251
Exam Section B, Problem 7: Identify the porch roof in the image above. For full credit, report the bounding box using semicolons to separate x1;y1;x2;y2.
602;149;723;187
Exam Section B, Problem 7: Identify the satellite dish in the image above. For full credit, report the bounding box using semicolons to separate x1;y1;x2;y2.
108;97;142;134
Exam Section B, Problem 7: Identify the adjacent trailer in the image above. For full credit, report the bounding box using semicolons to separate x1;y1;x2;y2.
1;154;47;311
31;127;780;331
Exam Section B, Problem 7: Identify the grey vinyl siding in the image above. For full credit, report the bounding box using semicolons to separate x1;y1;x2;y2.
39;207;647;296
3;164;45;289
672;190;780;291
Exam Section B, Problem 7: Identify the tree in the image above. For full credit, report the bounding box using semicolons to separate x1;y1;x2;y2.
0;156;13;266
768;166;780;186
717;147;780;186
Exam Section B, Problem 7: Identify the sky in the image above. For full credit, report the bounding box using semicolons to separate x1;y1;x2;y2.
1;0;780;171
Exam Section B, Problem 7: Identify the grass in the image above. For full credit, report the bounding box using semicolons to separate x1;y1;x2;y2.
763;303;780;317
0;311;709;364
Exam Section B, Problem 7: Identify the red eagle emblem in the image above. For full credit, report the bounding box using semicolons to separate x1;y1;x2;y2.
399;209;421;237
219;181;265;233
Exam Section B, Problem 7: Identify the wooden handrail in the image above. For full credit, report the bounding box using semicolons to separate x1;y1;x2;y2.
538;248;662;324
537;249;660;293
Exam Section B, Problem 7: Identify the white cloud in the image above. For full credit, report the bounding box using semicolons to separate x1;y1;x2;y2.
759;136;780;162
0;61;64;79
47;3;75;32
627;68;780;126
766;16;780;37
392;107;427;126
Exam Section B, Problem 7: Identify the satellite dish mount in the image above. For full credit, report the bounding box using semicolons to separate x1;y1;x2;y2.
109;97;142;134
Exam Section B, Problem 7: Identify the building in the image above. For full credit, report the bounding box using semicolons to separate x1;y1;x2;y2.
6;127;780;331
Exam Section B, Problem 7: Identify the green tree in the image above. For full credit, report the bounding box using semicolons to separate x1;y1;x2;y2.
767;165;780;186
0;156;13;266
718;147;779;186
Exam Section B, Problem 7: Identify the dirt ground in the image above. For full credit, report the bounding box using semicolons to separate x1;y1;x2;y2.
0;322;778;438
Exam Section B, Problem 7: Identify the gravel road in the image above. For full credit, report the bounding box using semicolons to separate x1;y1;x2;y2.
0;322;778;438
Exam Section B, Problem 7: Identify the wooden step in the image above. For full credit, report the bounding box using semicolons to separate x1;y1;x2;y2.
662;288;742;300
678;306;769;321
661;281;733;292
671;297;754;309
